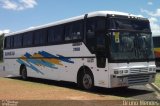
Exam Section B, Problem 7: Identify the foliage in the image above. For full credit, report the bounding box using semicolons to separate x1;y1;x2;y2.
0;34;4;61
155;73;160;88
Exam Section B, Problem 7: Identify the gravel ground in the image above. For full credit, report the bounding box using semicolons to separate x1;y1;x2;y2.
0;70;10;77
0;76;159;100
0;69;159;101
0;77;122;100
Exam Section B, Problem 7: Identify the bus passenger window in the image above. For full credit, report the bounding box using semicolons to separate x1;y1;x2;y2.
54;26;63;42
48;27;55;43
65;21;83;41
72;21;83;40
48;25;63;43
5;37;11;49
23;32;33;47
86;18;96;53
65;24;72;41
14;34;22;48
34;29;47;45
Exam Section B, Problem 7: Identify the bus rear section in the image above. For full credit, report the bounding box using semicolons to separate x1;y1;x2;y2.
153;36;160;70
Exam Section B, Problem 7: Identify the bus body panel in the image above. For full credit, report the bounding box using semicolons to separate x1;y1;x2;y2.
4;42;110;88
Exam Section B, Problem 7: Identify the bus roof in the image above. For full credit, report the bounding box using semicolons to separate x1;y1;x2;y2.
5;11;144;37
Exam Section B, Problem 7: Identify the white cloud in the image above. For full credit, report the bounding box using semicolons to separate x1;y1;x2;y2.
140;8;160;35
149;17;158;23
0;29;10;35
149;17;160;36
148;2;153;5
141;8;160;17
1;0;18;10
0;0;37;11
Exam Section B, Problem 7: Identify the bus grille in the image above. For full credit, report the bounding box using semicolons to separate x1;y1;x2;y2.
128;75;150;85
130;68;148;74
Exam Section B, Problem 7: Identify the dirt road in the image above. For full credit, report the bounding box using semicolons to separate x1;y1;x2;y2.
0;77;122;100
0;76;159;100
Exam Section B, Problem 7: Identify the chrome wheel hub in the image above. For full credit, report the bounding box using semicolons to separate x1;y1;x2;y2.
83;74;92;89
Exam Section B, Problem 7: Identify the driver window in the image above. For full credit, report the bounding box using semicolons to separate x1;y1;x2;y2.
97;34;105;49
87;19;96;38
86;18;96;53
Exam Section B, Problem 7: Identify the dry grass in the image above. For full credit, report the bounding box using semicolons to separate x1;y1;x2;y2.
155;73;160;88
0;77;122;100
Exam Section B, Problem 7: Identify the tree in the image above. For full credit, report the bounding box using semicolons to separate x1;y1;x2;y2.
0;34;4;61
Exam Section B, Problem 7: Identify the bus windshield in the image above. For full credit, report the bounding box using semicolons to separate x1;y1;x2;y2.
109;32;155;61
109;18;150;31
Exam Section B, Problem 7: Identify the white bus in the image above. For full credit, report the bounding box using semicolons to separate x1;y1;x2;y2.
3;11;156;90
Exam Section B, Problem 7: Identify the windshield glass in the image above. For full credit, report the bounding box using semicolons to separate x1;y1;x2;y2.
109;18;150;31
109;32;155;61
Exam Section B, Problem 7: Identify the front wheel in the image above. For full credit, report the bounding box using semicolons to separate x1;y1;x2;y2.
21;66;27;80
79;70;94;90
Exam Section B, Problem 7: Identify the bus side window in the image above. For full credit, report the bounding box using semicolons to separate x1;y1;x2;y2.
48;25;64;44
65;24;72;41
87;20;96;38
6;37;10;49
4;38;7;49
48;27;55;43
23;32;33;47
54;25;64;42
153;37;160;48
5;37;11;49
10;36;14;49
65;20;83;41
86;18;96;53
72;21;83;40
13;34;22;48
34;29;47;45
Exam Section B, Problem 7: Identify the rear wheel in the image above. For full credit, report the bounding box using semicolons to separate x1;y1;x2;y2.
21;66;27;80
78;69;94;90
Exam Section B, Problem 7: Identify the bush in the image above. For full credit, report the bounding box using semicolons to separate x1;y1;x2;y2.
0;34;4;61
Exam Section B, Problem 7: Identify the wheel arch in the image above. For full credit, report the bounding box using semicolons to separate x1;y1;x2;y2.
77;65;94;85
20;64;26;75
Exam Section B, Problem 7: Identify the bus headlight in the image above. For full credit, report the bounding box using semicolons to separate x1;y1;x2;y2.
153;68;156;72
114;70;126;75
119;70;123;74
124;70;128;73
149;68;152;72
114;70;119;74
149;68;156;72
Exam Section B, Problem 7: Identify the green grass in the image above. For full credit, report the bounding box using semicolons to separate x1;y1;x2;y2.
154;73;160;88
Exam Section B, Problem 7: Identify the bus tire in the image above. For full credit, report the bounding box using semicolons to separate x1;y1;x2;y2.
78;67;94;90
20;66;27;80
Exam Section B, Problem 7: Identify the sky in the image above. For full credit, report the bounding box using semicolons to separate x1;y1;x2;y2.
0;0;160;36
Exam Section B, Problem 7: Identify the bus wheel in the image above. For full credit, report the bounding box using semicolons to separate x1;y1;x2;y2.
21;66;27;80
79;69;94;90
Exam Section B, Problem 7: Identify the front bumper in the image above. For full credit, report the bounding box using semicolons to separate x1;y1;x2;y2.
110;73;156;88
